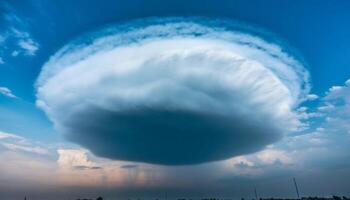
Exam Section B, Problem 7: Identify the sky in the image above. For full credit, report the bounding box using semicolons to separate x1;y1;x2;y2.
0;0;350;200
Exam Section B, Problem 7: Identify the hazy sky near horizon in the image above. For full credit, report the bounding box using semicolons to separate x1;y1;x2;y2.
1;1;350;200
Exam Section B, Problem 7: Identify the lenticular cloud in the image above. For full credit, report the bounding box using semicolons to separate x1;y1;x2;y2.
36;17;310;165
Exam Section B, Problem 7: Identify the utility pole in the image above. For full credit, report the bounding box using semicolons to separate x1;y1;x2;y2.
293;177;300;199
254;187;258;200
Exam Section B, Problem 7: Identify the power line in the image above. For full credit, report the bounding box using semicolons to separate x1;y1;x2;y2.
293;177;300;199
254;187;259;200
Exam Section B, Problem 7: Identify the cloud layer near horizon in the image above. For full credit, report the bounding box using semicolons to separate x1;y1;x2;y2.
36;18;309;165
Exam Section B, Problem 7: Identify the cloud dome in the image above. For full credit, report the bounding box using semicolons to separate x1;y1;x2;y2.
36;17;309;165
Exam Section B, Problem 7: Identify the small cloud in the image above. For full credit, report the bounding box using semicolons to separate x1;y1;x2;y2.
329;86;342;92
0;57;4;64
73;165;102;170
316;127;325;132
0;87;17;98
230;156;254;168
18;39;39;56
323;78;350;104
0;34;5;43
346;79;350;87
57;149;100;170
306;94;319;101
120;164;139;169
317;103;335;112
256;149;292;165
11;50;19;57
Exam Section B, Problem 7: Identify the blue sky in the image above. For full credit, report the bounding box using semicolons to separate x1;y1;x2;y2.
0;1;350;199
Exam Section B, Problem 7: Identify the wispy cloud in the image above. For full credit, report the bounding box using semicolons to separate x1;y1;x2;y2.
18;38;39;56
11;28;39;56
0;10;40;63
1;142;48;155
0;131;24;140
9;27;39;56
0;35;5;64
0;131;48;155
0;87;17;98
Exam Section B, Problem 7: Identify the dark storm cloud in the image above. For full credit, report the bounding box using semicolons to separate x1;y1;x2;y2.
63;107;281;165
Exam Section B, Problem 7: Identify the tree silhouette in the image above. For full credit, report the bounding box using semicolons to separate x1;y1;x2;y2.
334;196;342;200
97;197;103;200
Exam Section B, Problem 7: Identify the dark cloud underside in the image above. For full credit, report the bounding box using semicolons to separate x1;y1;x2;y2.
64;107;281;165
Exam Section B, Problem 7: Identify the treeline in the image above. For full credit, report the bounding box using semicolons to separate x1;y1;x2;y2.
75;196;350;200
258;196;350;200
76;197;103;200
178;197;350;200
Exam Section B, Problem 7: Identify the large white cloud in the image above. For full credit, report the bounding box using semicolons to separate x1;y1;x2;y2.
36;17;310;165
